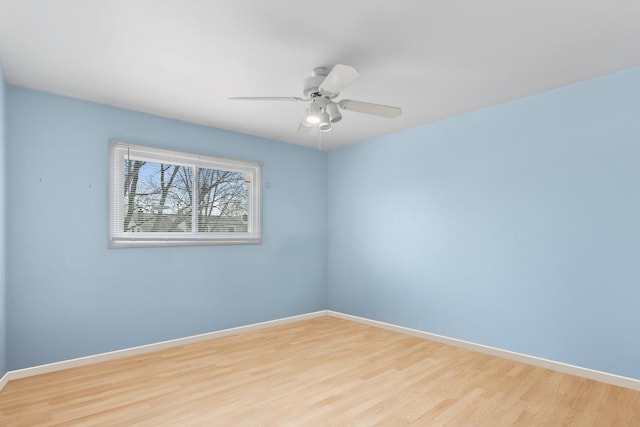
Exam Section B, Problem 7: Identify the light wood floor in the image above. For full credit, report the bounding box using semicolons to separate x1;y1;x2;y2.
1;316;638;426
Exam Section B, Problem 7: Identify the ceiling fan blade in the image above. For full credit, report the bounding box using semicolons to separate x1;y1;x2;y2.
296;120;313;134
338;99;402;118
318;64;360;96
229;97;305;102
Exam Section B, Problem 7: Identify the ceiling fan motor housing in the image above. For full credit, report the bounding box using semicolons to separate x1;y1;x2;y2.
303;67;333;99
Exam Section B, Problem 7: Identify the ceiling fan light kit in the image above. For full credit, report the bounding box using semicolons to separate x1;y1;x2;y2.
230;64;402;136
305;102;322;124
326;102;342;123
318;111;332;132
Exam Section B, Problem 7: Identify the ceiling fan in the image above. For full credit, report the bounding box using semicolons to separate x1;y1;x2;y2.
229;64;402;134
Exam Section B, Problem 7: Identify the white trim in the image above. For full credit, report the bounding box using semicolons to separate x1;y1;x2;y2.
2;310;637;394
327;310;640;391
0;311;326;392
0;372;9;391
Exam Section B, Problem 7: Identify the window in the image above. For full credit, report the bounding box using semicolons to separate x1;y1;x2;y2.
109;140;261;247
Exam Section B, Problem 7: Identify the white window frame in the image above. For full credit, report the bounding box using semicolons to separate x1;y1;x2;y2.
109;140;261;248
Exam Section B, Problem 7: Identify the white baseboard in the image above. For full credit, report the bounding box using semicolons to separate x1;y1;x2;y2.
0;310;327;392
327;310;640;391
0;372;9;391
2;309;638;394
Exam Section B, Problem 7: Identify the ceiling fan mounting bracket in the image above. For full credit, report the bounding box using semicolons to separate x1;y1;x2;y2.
312;67;329;77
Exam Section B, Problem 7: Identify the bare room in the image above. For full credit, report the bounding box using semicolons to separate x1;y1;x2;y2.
0;1;639;425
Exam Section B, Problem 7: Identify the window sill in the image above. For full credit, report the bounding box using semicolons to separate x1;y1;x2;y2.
109;237;262;248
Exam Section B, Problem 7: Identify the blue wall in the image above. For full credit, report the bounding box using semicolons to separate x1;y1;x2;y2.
0;63;6;377
327;67;640;380
6;87;327;370
4;68;640;381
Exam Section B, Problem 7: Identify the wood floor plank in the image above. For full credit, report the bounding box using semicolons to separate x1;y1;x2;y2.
1;316;638;426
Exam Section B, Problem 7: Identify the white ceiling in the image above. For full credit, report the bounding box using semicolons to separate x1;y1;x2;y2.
0;1;639;150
